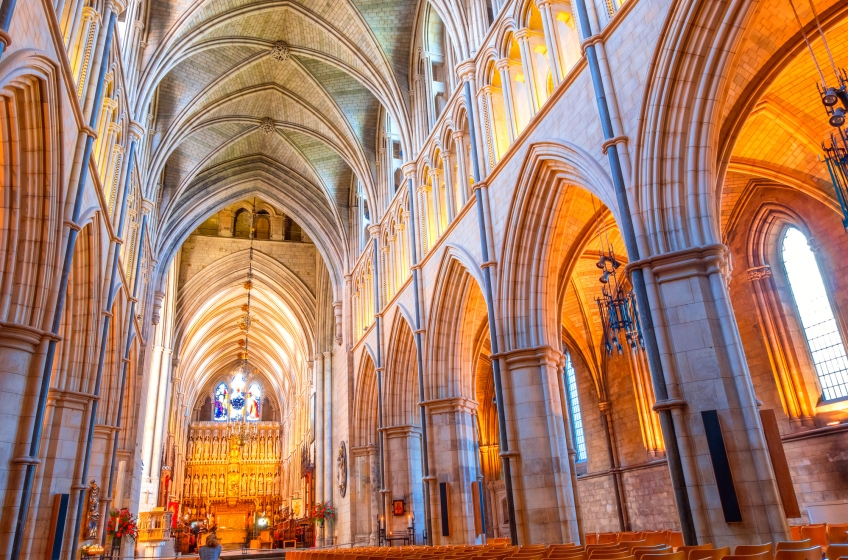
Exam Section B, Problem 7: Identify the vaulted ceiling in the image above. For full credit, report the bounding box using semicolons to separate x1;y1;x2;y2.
141;0;421;286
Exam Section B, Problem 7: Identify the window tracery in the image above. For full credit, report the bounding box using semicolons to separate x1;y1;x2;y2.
782;227;848;402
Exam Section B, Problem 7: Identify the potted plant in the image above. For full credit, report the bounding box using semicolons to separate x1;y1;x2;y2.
310;501;336;527
106;508;139;549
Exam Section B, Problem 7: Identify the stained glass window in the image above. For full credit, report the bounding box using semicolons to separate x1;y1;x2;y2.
564;352;587;461
782;228;848;401
213;382;229;421
230;373;246;420
245;383;261;421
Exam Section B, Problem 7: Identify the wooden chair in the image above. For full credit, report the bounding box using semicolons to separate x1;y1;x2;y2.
667;533;685;551
775;540;811;553
618;534;642;543
633;547;671;560
644;534;669;547
586;549;630;560
641;552;685;560
619;542;648;553
826;543;848;560
800;525;828;552
689;547;730;560
599;535;618;545
774;547;822;560
586;535;598;546
734;544;772;557
677;545;713;560
721;553;770;560
789;527;802;541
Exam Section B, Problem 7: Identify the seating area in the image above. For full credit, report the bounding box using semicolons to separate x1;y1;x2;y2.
286;525;848;560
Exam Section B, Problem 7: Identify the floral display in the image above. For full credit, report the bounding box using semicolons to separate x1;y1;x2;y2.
106;508;139;542
310;501;336;523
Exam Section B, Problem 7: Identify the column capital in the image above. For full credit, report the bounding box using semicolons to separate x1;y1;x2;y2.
401;162;418;179
746;265;772;282
129;120;146;140
456;59;477;82
626;243;730;284
495;58;512;72
422;396;476;414
492;344;564;369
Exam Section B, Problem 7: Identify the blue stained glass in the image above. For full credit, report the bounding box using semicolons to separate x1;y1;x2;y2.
213;383;228;421
564;353;587;462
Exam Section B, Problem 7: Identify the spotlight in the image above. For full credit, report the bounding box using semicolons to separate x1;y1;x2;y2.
823;87;839;107
830;107;846;128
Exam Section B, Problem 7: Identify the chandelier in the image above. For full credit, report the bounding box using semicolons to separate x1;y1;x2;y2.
788;0;848;231
595;245;644;354
229;199;260;447
592;206;644;355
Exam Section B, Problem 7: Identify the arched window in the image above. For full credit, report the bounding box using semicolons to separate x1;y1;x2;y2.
230;372;247;420
255;212;271;239
782;228;848;402
245;382;261;421
233;208;252;238
213;382;229;421
564;352;587;461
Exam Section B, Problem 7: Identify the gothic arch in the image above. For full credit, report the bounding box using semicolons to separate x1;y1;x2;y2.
498;140;618;353
353;350;378;448
384;309;417;427
0;52;65;332
426;247;488;401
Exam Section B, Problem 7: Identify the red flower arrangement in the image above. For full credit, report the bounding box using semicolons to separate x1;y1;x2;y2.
310;501;336;523
106;508;139;542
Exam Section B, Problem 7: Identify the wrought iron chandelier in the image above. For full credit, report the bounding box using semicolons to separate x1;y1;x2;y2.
593;208;644;355
228;199;260;447
789;0;848;231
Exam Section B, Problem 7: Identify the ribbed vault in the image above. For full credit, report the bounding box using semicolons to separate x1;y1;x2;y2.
174;248;316;417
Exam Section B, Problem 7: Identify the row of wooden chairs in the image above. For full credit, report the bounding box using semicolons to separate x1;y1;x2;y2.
789;524;848;549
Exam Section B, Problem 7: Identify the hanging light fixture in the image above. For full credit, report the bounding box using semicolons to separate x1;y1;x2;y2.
228;199;260;447
788;0;848;231
592;205;644;355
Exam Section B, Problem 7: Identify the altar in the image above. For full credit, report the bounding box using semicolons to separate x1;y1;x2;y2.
213;504;251;545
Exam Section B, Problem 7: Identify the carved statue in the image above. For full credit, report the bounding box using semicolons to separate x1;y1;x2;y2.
184;474;191;498
187;438;194;459
249;473;256;496
337;442;347;498
274;471;281;495
257;473;264;495
86;480;100;540
209;473;217;497
275;436;281;456
201;474;208;497
266;473;274;495
212;436;219;459
192;475;200;497
267;435;274;458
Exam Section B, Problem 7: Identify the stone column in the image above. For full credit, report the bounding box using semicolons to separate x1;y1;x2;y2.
633;245;790;547
451;132;469;207
270;215;284;240
383;426;423;537
515;30;541;113
323;351;333;509
495;59;518;142
536;0;563;85
499;346;579;544
425;397;481;545
441;153;456;222
314;355;324;505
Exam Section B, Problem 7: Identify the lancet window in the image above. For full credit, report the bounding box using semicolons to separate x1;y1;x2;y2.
564;352;587;461
782;227;848;402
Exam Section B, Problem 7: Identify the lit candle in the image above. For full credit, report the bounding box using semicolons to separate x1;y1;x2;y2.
407;514;412;528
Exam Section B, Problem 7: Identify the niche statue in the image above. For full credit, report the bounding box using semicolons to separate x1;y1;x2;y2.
337;441;347;498
86;480;100;540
